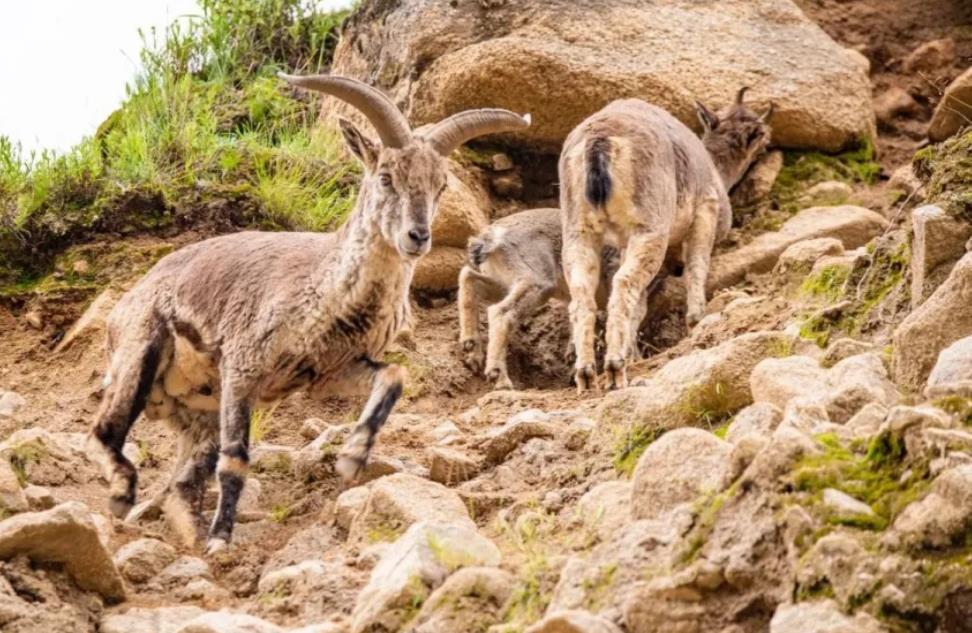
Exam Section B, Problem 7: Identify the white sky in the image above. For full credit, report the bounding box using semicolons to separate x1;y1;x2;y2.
0;0;352;156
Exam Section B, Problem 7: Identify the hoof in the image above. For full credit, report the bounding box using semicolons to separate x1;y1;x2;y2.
485;367;514;391
108;495;134;520
605;357;628;390
205;537;228;556
336;454;365;483
460;339;485;374
574;363;597;393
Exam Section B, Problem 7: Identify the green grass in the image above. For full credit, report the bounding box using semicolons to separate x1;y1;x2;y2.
0;0;357;289
913;130;972;222
770;140;880;215
612;425;666;476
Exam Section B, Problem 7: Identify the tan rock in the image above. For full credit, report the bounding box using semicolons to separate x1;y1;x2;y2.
101;607;207;633
412;245;466;292
0;501;125;600
327;0;873;153
726;402;783;444
574;480;632;541
751;356;828;410
708;206;888;291
350;522;500;633
909;204;972;309
348;473;474;544
926;335;972;398
114;537;178;584
481;409;557;464
770;600;884;633
730;150;783;209
410;566;514;633
432;164;490;248
873;87;919;125
929;67;972;142
893;251;972;391
903;38;957;73
428;446;479;485
0;460;27;515
631;428;732;521
774;238;844;275
799;181;852;207
526;610;623;633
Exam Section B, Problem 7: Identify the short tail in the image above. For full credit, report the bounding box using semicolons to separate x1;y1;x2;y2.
467;234;495;271
585;137;613;208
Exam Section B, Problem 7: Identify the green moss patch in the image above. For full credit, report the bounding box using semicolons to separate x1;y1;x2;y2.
914;130;972;222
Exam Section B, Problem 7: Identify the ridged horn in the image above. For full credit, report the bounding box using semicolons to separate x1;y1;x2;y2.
423;109;531;157
735;86;750;105
278;73;411;148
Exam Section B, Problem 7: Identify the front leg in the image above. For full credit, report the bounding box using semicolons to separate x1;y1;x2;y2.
484;280;553;390
457;266;487;373
335;358;405;482
207;374;252;553
563;230;602;392
605;231;666;390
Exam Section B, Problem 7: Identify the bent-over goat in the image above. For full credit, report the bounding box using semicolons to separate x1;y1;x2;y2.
87;74;530;552
560;88;772;391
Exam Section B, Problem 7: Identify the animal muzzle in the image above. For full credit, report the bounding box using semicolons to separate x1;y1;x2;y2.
400;225;431;257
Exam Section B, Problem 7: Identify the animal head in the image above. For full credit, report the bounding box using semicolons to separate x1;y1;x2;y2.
281;74;530;259
694;87;774;188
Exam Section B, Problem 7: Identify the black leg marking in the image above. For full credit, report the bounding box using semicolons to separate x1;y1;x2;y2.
336;360;404;481
208;382;252;550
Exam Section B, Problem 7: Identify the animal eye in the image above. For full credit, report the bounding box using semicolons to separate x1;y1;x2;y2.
379;173;393;188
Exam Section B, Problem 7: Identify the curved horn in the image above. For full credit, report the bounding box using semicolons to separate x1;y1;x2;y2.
760;102;776;122
423;109;531;157
735;86;750;105
278;73;411;149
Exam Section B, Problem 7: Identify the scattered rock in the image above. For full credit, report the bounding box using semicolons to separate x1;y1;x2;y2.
257;559;360;622
0;428;95;486
926;335;972;398
845;403;889;439
893;251;972;391
821;338;874;368
491;172;524;198
409;566;514;633
800;181;853;207
334;486;370;532
824;354;897;423
731;150;783;209
929;67;972;142
113;538;177;584
709;206;888;291
887;164;923;200
100;606;207;633
726;402;783;444
481;409;556;464
775;238;844;276
873;87;919;125
0;391;26;419
525;610;623;633
490;153;514;171
428;446;479;485
348;473;474;545
300;418;325;441
574;480;631;541
23;310;43;330
0;460;28;515
892;465;972;549
631;428;732;521
909;205;972;310
770;599;884;633
751;356;828;410
903;38;957;73
153;555;212;590
350;521;501;633
822;489;875;521
0;501;125;600
177;611;284;633
599;331;792;442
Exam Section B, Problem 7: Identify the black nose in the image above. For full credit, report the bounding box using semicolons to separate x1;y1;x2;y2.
408;227;430;245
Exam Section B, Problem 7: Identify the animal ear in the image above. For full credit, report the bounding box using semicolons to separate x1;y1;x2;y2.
760;102;776;123
339;118;379;170
694;101;719;133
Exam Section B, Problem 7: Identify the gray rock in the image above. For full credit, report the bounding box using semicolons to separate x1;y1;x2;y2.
334;485;370;532
822;338;875;369
350;521;501;633
631;428;732;521
574;480;632;541
892;465;972;548
113;537;177;584
101;607;207;633
769;599;884;633
177;611;284;633
0;501;125;600
410;566;514;633
726;402;783;444
822;489;875;521
925;335;972;398
910;205;972;310
481;409;556;464
751;356;828;410
0;391;26;418
775;238;845;276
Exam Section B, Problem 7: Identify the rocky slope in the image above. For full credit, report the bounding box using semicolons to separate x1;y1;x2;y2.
2;1;972;632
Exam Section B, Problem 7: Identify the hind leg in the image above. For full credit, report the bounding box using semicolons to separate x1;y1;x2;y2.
458;266;489;374
683;196;720;327
163;409;219;548
88;322;166;518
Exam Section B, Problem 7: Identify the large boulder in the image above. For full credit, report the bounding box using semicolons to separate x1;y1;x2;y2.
526;610;623;633
408;566;514;633
350;521;501;633
631;428;733;522
412;245;466;292
0;501;125;601
101;607;207;633
113;537;178;584
327;0;874;153
893;251;972;391
929;67;972;142
708;206;888;291
769;600;884;633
